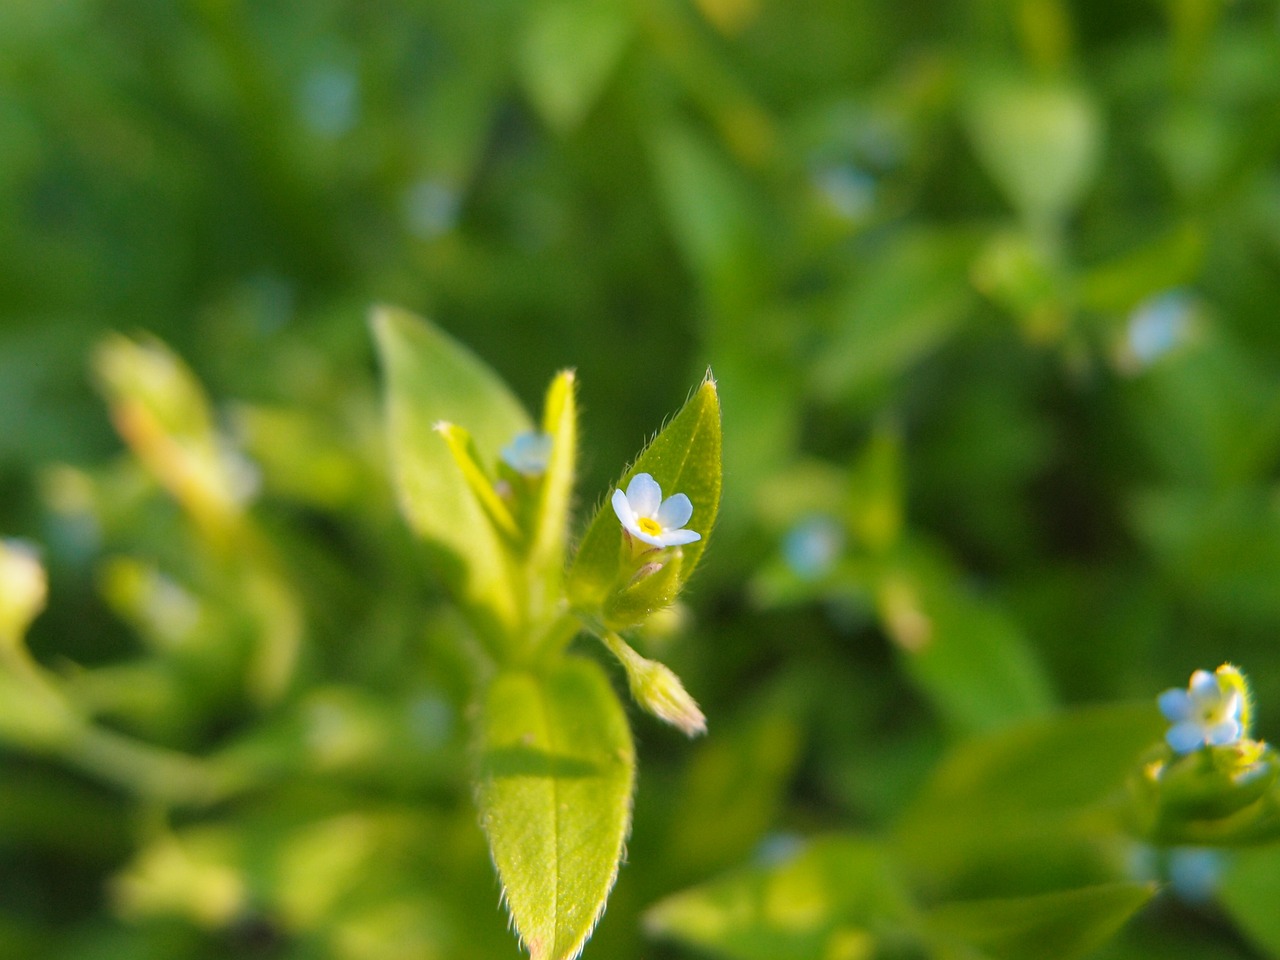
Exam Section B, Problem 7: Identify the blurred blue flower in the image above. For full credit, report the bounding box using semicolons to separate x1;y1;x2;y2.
297;66;359;138
812;164;876;222
403;178;461;239
1126;290;1194;367
500;431;553;477
1159;669;1243;754
612;473;700;548
1167;847;1226;906
782;515;843;580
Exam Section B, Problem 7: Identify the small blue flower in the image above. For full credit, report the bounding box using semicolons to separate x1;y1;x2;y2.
1127;291;1194;367
782;515;844;580
1159;669;1243;754
500;431;553;477
611;473;700;549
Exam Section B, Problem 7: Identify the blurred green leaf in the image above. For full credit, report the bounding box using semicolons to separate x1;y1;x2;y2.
371;306;532;655
644;835;911;960
1077;224;1205;315
965;77;1102;225
894;702;1166;898
877;545;1053;734
924;882;1155;960
475;657;635;960
649;121;765;308
1220;845;1280;957
568;376;721;613
518;0;632;132
811;229;980;403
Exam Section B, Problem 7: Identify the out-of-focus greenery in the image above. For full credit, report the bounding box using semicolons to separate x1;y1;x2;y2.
4;0;1280;957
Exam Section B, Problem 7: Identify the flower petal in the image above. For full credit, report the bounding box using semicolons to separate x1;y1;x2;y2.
1188;669;1218;702
612;487;639;534
1158;688;1192;722
626;473;662;517
1206;719;1242;747
1221;689;1243;722
656;493;693;531
655;528;701;547
1166;721;1205;754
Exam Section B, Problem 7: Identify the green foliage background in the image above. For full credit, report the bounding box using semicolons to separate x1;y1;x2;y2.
3;0;1280;957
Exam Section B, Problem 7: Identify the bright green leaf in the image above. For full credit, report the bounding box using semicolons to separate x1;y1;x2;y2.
518;0;632;132
925;882;1155;960
371;306;532;654
476;657;635;960
644;835;910;960
567;376;722;614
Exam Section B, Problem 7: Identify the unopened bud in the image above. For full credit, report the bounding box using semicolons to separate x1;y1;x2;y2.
602;632;705;737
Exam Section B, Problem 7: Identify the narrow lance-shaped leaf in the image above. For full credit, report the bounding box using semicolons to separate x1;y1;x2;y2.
529;370;577;611
371;306;532;654
476;657;635;960
568;375;721;612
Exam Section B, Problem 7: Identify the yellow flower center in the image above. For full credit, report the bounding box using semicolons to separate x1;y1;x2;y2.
637;517;663;537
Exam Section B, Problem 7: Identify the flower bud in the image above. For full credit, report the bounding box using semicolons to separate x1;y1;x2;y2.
602;632;705;737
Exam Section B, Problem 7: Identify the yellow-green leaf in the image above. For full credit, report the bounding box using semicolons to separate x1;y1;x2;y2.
530;370;578;607
568;376;721;614
476;657;635;960
371;306;532;654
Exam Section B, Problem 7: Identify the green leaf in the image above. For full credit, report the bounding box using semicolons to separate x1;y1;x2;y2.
1076;223;1205;314
877;544;1052;734
894;702;1166;898
371;306;532;654
1220;845;1280;957
568;376;722;614
644;835;911;960
649;122;765;310
530;370;578;605
476;657;635;960
810;229;980;404
964;77;1102;225
924;882;1155;960
518;0;632;132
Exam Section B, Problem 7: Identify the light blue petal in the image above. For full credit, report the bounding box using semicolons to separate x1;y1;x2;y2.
611;488;638;531
1158;688;1192;722
1188;670;1217;701
501;431;553;476
657;528;701;547
626;473;662;517
656;493;693;531
632;528;667;547
1166;722;1205;754
1206;719;1242;747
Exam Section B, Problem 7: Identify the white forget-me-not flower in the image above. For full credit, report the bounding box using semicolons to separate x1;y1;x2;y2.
1159;669;1244;754
611;473;700;549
